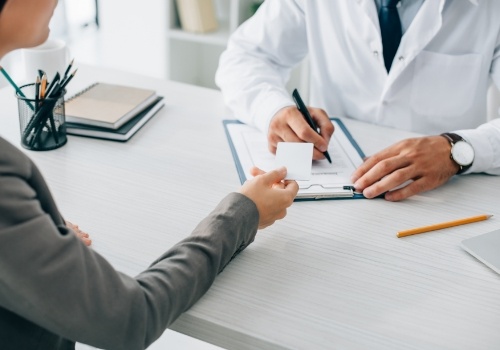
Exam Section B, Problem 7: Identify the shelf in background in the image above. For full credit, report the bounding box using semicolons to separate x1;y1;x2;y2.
165;0;263;89
167;20;230;46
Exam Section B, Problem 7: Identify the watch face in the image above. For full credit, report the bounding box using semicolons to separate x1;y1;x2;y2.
452;141;475;166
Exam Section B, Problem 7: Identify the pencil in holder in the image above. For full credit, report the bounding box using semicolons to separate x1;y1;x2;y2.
16;83;67;151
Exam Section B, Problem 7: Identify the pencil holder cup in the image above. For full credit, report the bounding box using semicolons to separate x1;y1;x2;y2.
16;83;67;151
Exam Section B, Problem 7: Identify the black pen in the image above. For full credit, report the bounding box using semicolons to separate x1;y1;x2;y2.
44;72;60;98
62;58;74;80
45;72;61;144
54;68;77;96
292;88;332;163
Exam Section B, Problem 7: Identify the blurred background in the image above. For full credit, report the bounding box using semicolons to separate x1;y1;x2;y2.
0;0;167;85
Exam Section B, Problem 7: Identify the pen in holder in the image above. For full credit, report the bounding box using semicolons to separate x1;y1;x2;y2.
16;83;67;151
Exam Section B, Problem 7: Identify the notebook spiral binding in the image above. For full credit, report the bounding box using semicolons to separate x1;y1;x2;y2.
65;82;99;102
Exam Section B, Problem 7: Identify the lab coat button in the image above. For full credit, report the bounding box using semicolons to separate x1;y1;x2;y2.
373;50;379;58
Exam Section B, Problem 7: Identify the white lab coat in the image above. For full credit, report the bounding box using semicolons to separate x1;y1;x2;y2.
215;0;500;175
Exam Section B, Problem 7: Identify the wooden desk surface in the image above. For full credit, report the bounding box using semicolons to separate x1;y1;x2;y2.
1;65;499;350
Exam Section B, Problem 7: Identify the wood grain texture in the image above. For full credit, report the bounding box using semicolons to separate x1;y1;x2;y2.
1;65;499;350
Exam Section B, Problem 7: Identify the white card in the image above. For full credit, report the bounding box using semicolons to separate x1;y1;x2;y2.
275;142;313;180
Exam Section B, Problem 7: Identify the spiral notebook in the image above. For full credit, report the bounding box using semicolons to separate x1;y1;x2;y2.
64;82;158;129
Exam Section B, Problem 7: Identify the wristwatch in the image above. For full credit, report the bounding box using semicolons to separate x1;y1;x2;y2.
440;133;475;174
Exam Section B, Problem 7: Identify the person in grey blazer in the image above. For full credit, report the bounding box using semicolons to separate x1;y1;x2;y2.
0;0;299;349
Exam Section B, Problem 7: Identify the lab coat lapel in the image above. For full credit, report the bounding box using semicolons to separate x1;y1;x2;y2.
356;0;381;36
383;0;446;94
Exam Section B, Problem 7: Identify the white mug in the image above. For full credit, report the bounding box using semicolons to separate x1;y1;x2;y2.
22;38;70;82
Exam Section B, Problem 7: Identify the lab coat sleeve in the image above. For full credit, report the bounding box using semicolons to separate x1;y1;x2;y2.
455;29;500;175
215;0;308;135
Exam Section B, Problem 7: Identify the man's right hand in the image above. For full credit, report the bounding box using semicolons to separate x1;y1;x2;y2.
267;106;334;160
239;167;298;229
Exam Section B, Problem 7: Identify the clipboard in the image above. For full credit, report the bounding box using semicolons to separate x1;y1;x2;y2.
223;118;367;201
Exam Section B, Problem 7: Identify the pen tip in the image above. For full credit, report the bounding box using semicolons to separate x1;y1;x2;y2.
325;153;332;163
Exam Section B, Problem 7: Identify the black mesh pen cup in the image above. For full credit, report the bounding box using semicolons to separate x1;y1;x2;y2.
16;83;67;151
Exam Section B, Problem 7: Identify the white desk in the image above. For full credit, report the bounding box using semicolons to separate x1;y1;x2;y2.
1;65;499;350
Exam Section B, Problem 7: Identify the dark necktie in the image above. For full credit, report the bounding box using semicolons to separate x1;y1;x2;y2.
378;0;402;72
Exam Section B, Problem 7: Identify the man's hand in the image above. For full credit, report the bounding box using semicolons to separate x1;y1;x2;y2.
350;136;459;201
268;106;334;160
240;167;299;229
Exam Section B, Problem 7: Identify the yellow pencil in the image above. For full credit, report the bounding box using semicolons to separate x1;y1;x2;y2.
40;73;47;99
397;214;493;238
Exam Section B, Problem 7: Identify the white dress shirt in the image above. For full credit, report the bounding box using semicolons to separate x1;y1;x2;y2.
216;0;500;175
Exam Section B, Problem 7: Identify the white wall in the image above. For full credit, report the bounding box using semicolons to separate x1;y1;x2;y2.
65;0;167;79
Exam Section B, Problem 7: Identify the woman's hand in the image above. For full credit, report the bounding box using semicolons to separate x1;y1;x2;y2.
240;167;299;229
66;221;92;246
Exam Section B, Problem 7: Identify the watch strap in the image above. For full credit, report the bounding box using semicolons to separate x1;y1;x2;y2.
441;132;462;145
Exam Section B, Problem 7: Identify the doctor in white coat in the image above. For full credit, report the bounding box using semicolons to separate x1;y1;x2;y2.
216;0;500;201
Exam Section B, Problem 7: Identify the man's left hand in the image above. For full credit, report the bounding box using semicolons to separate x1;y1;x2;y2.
350;136;460;201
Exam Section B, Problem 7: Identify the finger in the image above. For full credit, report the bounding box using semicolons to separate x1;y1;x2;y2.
283;180;299;198
260;166;287;185
288;115;325;149
250;166;265;177
351;157;376;183
272;182;285;189
267;133;283;155
268;143;278;155
280;125;325;160
312;109;334;144
312;148;327;160
384;178;427;202
353;155;410;191
279;125;306;143
362;166;415;198
351;148;401;183
298;108;330;152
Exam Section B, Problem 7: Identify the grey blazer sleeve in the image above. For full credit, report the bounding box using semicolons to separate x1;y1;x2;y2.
0;138;259;350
